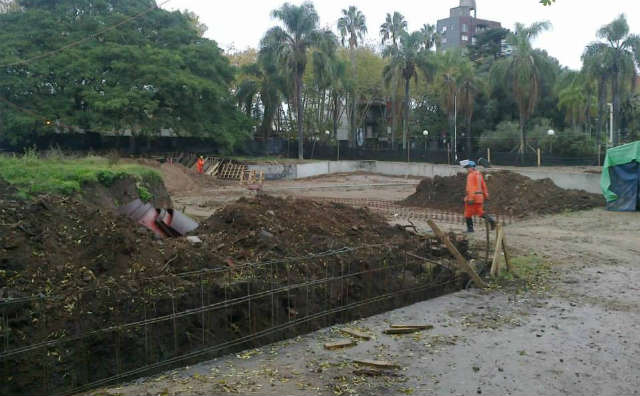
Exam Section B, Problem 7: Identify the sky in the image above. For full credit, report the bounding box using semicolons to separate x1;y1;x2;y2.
162;0;640;70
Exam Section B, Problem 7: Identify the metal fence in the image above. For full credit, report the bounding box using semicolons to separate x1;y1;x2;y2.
1;133;603;167
0;244;465;396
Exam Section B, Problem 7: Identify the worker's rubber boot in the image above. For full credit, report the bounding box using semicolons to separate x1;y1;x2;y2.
483;214;497;230
465;218;474;233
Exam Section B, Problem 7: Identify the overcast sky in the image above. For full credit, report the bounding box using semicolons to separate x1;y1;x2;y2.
162;0;640;70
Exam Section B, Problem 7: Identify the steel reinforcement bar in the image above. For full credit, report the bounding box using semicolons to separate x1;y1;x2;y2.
307;197;515;226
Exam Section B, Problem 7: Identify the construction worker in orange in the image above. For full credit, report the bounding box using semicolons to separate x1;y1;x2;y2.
461;160;494;233
196;156;205;174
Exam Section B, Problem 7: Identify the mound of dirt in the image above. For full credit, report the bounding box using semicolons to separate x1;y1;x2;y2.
0;184;467;395
402;171;604;218
160;162;201;195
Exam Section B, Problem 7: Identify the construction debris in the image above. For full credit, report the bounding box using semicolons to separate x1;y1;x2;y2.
324;340;358;350
390;324;434;330
340;328;372;340
118;199;199;238
353;359;400;369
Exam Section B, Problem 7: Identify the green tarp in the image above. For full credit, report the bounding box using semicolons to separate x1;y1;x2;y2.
601;141;640;202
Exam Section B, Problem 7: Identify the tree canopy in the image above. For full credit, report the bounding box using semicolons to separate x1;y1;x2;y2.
0;0;250;150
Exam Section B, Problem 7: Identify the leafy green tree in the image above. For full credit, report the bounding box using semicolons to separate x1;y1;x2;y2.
0;0;249;150
380;11;407;149
338;5;367;146
468;27;509;63
491;21;552;161
260;2;336;159
583;15;640;145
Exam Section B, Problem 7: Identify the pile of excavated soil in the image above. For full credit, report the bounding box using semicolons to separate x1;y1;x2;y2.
160;162;201;195
1;180;469;395
402;171;604;218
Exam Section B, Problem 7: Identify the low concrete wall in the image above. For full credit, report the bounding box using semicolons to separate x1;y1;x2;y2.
249;160;602;194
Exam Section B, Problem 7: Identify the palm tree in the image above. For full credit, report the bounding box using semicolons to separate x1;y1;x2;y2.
383;30;436;151
582;45;613;144
236;55;287;141
380;12;407;149
583;15;640;145
338;6;367;147
556;72;593;131
457;58;483;157
260;2;336;159
491;21;551;162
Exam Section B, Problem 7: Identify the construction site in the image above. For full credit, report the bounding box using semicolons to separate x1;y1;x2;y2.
1;151;638;396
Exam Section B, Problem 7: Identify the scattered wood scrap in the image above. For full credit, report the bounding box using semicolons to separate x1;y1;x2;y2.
353;369;402;377
384;328;422;335
353;359;400;369
390;324;434;330
324;339;357;350
341;328;372;340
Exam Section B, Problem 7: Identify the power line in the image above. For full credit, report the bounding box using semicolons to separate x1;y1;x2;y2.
0;0;172;68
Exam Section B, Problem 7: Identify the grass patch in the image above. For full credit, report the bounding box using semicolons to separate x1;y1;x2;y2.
491;255;554;294
0;154;161;197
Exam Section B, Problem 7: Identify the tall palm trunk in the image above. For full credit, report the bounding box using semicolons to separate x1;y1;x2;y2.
466;117;472;157
403;77;410;151
597;76;606;145
296;72;304;160
391;73;399;150
612;72;621;146
519;119;526;163
350;48;357;148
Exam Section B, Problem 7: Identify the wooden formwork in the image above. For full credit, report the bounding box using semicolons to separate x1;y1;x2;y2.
240;169;265;185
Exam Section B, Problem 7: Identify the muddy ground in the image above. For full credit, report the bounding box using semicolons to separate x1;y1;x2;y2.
90;207;640;396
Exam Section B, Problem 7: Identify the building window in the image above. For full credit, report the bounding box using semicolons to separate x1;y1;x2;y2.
462;34;469;42
462;24;468;33
441;25;448;33
442;37;448;44
472;36;477;45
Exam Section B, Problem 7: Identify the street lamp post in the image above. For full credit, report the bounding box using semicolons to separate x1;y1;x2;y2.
423;130;429;159
547;129;555;154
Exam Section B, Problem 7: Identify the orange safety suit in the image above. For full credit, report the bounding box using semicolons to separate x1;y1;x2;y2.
464;169;489;218
196;158;205;174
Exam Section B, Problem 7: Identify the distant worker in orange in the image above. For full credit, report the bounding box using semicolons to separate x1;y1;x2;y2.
196;156;205;174
461;160;495;233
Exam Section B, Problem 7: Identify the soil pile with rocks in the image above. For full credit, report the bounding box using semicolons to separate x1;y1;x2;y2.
402;171;604;217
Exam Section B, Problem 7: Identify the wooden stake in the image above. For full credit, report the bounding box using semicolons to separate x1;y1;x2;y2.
501;225;513;272
491;224;504;277
427;220;488;288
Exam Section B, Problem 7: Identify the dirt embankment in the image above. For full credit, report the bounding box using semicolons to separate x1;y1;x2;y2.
402;171;604;218
0;179;467;395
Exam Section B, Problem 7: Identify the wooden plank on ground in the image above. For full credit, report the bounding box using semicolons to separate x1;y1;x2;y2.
383;327;423;335
341;328;372;340
324;339;357;350
390;324;434;330
427;220;488;288
353;359;400;369
353;369;401;377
